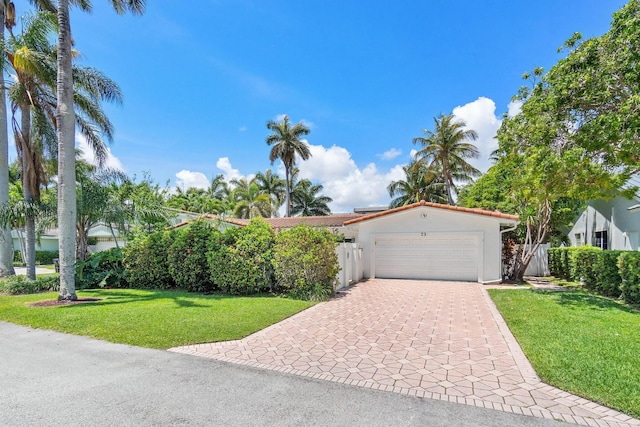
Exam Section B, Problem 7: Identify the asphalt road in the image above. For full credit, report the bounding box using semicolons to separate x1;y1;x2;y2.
0;321;567;427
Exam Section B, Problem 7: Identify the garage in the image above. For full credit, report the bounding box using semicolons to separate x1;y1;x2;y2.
343;201;519;284
374;235;478;281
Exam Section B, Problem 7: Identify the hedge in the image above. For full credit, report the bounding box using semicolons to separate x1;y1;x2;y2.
619;252;640;305
123;230;174;289
595;250;623;298
14;250;59;265
167;220;216;293
570;246;601;289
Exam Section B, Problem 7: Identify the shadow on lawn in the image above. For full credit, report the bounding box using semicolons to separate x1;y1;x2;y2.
541;290;637;314
57;290;222;309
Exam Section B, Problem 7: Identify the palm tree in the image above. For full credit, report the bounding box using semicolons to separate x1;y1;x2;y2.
0;1;15;277
52;0;145;301
413;114;481;205
387;160;446;208
230;177;271;219
265;115;311;217
291;179;332;216
255;169;285;217
3;11;122;279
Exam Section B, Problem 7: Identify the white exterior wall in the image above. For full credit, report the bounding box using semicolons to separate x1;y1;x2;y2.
335;243;364;290
351;206;510;283
568;197;640;250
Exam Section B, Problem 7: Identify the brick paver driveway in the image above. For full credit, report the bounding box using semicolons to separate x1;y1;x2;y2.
171;279;639;427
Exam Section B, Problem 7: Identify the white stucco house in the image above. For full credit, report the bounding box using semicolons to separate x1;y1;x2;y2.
568;196;640;250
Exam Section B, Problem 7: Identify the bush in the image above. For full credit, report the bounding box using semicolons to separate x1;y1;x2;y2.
570;246;601;289
618;252;640;305
76;248;126;289
14;250;59;265
548;248;561;277
272;225;339;301
594;250;623;298
209;218;275;295
0;274;59;295
167;221;215;292
123;230;174;289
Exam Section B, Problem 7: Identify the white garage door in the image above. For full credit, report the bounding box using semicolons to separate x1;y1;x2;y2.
374;235;478;281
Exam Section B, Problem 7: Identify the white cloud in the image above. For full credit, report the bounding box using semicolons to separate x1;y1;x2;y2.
298;144;405;212
378;148;402;160
409;149;418;160
300;119;314;129
216;157;242;181
239;126;247;132
452;97;502;173
507;100;523;117
175;170;209;191
76;133;124;171
274;113;287;122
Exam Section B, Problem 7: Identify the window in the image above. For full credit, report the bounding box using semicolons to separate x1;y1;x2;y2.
595;231;608;250
574;233;583;246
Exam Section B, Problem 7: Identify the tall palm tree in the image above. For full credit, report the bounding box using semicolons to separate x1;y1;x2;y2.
255;169;285;217
52;0;145;301
0;1;15;277
387;160;446;208
291;179;332;216
230;177;271;219
413;114;481;205
4;11;121;280
265;115;311;217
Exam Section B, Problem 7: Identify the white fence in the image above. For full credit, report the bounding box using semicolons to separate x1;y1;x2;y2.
524;243;550;277
336;243;364;290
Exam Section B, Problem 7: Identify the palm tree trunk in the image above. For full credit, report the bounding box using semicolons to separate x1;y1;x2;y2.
20;102;36;281
76;222;88;261
284;167;291;217
0;3;15;277
56;0;77;301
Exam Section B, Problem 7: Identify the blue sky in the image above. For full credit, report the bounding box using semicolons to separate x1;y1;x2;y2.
11;0;630;212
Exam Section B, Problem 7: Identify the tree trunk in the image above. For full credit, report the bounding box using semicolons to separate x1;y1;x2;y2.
284;167;291;217
57;0;77;301
76;222;88;261
0;3;15;277
20;102;36;281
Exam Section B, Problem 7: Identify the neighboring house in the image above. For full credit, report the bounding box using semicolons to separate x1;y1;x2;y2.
568;196;640;251
12;224;126;254
176;201;519;287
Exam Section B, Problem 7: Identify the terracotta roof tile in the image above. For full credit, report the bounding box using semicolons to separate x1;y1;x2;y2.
343;200;518;225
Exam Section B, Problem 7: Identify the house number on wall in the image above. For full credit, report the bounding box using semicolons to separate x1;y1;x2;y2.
420;232;427;237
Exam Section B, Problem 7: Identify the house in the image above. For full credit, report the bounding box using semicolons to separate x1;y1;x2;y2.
568;196;640;250
12;224;126;254
177;201;519;287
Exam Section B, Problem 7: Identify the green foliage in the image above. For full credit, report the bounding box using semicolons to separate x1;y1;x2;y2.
0;274;59;295
548;248;561;277
595;251;624;298
618;252;640;305
123;230;174;289
272;225;339;301
570;246;601;289
76;248;126;290
167;221;215;292
208;219;275;295
13;250;58;265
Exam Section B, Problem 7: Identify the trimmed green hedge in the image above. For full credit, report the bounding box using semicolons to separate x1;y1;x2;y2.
570;246;601;290
619;252;640;305
123;230;174;289
14;250;59;265
0;274;59;295
595;250;623;298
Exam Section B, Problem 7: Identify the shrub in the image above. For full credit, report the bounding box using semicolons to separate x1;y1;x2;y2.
548;247;561;277
76;248;126;289
167;221;215;292
209;218;275;295
14;250;59;265
0;274;59;295
570;246;601;289
123;230;174;289
272;225;339;301
618;251;640;305
594;250;623;298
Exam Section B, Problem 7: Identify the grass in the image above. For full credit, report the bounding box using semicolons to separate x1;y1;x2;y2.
0;289;314;349
490;289;640;419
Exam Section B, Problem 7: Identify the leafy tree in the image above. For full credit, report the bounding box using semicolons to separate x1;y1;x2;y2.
413;114;480;205
387;160;445;208
265;115;311;217
255;169;285;217
52;0;145;301
291;179;332;216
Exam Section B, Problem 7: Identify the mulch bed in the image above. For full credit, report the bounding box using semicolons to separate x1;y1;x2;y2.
29;298;102;307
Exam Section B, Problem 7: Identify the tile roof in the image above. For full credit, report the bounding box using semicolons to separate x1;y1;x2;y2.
222;213;364;229
343;200;519;225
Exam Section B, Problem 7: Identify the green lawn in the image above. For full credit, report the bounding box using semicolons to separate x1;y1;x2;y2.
490;289;640;419
0;289;314;349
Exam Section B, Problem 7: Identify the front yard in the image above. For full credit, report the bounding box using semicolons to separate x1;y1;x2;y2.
0;289;314;349
490;289;640;419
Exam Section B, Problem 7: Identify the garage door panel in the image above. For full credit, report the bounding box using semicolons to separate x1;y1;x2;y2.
374;236;478;281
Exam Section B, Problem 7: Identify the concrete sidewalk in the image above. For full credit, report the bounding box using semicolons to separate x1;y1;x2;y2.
1;321;563;427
